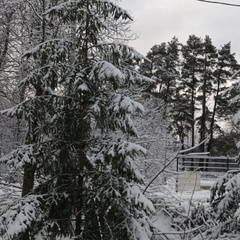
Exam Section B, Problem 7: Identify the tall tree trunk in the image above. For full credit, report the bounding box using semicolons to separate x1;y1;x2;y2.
200;58;207;152
190;66;196;170
20;1;46;239
191;72;195;148
0;10;15;69
208;74;221;152
75;4;90;235
75;157;84;237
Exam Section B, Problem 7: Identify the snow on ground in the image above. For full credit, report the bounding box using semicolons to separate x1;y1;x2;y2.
0;176;217;240
147;176;216;240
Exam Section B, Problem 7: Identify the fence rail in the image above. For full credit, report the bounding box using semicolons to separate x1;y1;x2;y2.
177;154;239;172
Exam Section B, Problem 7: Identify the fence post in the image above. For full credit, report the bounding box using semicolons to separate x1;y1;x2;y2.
227;156;229;171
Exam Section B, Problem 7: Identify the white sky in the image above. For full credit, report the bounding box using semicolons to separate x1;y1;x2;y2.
119;0;240;60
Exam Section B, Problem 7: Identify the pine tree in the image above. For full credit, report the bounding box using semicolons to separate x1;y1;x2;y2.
208;42;240;151
198;36;217;152
0;1;154;239
170;93;192;149
201;50;240;240
181;35;204;147
139;37;180;104
141;35;240;152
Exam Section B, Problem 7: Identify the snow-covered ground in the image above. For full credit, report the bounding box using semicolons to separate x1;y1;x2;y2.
0;176;218;240
147;176;216;240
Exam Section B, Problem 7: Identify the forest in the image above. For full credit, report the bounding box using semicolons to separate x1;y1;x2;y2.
0;0;240;240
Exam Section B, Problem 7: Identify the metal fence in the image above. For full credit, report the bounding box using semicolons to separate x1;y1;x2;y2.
177;154;239;172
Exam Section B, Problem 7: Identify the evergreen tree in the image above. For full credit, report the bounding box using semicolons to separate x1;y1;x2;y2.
207;169;240;239
161;37;180;105
139;38;182;147
191;36;217;152
0;1;154;239
170;94;192;149
142;35;240;152
210;131;240;156
208;42;239;151
198;35;217;152
201;50;240;240
139;37;180;104
181;34;204;147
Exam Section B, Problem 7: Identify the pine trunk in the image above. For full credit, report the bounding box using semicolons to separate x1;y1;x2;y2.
200;59;207;153
208;74;221;152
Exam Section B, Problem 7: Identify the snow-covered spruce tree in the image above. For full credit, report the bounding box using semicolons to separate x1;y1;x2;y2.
199;170;240;239
200;79;240;239
0;1;154;239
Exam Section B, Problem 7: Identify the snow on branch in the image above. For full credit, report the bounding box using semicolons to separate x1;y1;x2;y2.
0;100;28;118
222;78;240;125
124;68;155;85
125;185;155;213
93;138;147;163
109;93;144;115
130;216;153;240
0;195;43;239
23;39;72;61
0;144;35;168
109;94;144;135
90;93;144;136
44;0;133;22
0;95;65;119
99;0;134;21
20;64;57;90
232;110;240;124
209;170;240;238
90;60;125;84
98;42;151;63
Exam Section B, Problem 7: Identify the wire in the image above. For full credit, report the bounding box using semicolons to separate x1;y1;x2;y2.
197;0;240;7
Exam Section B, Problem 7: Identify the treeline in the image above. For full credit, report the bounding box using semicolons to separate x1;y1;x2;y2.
140;35;240;152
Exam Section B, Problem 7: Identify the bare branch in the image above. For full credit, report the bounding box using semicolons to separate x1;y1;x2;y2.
143;136;210;194
179;135;210;154
24;0;43;22
143;146;182;194
154;225;203;235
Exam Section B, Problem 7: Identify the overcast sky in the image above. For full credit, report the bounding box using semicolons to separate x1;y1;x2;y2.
119;0;240;60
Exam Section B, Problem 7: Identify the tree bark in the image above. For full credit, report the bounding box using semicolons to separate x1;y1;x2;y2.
200;57;207;153
20;1;46;239
208;74;221;152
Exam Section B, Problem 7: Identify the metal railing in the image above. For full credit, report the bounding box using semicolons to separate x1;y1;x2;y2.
177;154;239;172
